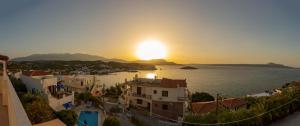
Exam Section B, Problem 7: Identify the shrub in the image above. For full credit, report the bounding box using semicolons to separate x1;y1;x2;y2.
24;100;56;124
130;116;150;126
110;105;122;113
191;92;215;102
56;110;78;126
103;116;120;126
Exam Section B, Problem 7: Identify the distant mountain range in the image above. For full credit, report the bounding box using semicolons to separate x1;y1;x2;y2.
11;53;176;65
11;53;128;63
11;53;294;68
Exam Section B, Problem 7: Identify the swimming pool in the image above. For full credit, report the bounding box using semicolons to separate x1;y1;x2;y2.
77;111;99;126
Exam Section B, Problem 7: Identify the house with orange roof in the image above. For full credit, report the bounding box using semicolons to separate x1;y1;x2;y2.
191;98;247;115
122;75;189;120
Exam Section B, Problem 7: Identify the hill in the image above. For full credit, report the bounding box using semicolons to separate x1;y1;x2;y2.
134;59;177;65
11;53;128;62
191;63;295;69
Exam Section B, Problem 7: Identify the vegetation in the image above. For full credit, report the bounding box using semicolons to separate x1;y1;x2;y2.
103;116;120;126
109;105;122;113
21;93;57;124
75;92;102;107
56;110;78;126
130;116;151;126
9;76;57;124
105;84;123;97
184;82;300;126
9;76;27;94
191;92;215;102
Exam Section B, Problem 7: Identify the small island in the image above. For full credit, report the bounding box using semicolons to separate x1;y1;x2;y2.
180;66;198;70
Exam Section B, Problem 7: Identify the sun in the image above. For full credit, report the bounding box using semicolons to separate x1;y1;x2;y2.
136;40;167;60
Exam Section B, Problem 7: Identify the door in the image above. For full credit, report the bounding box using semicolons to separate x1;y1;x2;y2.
137;87;142;95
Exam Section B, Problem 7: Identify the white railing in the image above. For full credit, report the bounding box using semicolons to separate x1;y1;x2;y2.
131;92;152;100
1;75;32;126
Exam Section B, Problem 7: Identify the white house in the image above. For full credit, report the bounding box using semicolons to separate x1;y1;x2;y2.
58;75;100;94
20;70;74;111
122;76;189;120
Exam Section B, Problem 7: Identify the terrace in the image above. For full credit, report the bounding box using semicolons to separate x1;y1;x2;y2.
0;55;32;126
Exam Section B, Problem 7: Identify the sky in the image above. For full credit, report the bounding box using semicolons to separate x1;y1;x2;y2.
0;0;300;67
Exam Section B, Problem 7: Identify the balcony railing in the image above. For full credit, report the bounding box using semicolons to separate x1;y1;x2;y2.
130;93;152;100
1;75;32;126
177;97;189;101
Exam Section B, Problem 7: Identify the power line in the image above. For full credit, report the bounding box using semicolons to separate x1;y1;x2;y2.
184;97;299;126
147;97;299;126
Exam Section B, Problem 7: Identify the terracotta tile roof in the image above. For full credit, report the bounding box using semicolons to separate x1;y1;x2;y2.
160;78;187;88
221;98;247;109
191;101;218;114
0;54;9;61
191;98;247;114
23;70;51;76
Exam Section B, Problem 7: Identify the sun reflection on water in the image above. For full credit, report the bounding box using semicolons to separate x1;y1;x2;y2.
146;73;156;79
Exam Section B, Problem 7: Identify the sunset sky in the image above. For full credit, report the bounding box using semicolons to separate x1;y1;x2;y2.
1;0;300;67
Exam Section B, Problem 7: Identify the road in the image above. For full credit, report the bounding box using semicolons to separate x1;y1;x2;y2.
271;111;300;126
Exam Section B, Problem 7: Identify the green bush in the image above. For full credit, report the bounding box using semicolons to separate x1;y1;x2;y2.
9;76;27;93
130;116;150;126
184;84;300;126
191;92;215;102
110;105;122;113
56;110;78;126
23;98;56;124
103;116;120;126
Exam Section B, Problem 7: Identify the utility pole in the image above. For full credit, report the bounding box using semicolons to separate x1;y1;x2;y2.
216;93;219;116
102;83;106;117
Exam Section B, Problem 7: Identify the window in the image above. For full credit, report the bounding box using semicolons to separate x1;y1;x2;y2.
153;90;157;94
137;99;143;104
162;104;168;110
162;91;168;97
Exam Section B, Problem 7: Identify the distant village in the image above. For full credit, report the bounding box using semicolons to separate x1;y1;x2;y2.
8;60;156;75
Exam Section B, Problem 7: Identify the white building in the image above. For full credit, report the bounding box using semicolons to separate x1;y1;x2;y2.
20;70;74;111
122;76;189;120
58;75;101;94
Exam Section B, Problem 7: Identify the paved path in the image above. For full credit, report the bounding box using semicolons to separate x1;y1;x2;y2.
271;111;300;126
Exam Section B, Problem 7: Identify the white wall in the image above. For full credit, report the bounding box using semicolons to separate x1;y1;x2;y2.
20;75;44;92
130;85;187;102
48;92;74;111
151;87;187;102
20;75;57;93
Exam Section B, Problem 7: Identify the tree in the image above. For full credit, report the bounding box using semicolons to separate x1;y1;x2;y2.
103;117;120;126
191;92;215;102
9;76;27;93
56;110;78;126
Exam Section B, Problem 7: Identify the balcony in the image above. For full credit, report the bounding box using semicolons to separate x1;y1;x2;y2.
177;96;189;101
130;92;152;100
0;75;32;126
1;55;32;126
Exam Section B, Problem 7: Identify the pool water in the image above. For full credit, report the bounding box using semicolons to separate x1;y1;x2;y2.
77;111;98;126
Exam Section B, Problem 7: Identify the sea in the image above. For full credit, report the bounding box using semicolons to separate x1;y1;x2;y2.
95;65;300;97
